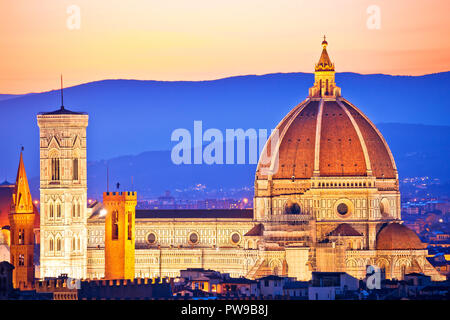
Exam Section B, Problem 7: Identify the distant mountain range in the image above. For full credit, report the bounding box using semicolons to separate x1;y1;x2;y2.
50;122;450;199
1;72;449;198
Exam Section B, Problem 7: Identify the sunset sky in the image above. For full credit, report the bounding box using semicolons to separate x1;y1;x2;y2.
1;0;449;94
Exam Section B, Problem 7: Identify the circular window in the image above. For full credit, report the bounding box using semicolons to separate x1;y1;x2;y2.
231;233;241;244
189;232;199;244
147;233;157;244
285;201;301;214
337;203;349;215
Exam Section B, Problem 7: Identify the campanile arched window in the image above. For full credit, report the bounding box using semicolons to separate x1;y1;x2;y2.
49;203;54;218
51;158;60;181
56;238;62;252
73;158;79;181
56;203;61;218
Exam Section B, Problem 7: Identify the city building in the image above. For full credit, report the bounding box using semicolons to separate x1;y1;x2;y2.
3;38;444;285
308;272;359;300
0;261;14;299
8;151;36;288
37;104;89;279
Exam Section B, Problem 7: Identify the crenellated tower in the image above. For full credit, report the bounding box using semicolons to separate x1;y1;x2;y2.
9;150;35;288
103;191;137;280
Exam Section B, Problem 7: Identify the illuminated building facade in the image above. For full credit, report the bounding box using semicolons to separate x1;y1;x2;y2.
104;191;137;280
35;40;444;282
37;106;89;279
9;151;35;288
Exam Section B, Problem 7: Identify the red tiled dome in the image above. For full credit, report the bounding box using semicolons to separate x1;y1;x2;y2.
256;98;397;180
376;223;426;250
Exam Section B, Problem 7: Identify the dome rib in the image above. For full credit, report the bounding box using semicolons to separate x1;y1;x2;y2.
273;100;318;179
256;99;312;178
336;99;373;176
313;99;324;175
341;99;398;179
319;101;367;176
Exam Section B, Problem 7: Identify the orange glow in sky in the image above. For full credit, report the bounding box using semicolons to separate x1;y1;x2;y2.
1;0;449;93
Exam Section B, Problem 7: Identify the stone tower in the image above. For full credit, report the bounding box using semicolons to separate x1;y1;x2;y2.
37;104;88;279
104;191;137;280
9;150;35;288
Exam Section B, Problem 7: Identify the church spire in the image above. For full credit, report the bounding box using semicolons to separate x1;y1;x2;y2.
11;148;33;214
309;36;341;98
60;74;65;110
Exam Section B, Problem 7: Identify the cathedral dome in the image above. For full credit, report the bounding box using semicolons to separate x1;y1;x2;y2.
256;40;397;181
376;223;426;250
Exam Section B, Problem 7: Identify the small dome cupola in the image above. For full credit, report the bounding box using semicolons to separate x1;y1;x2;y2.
309;36;341;98
376;223;426;250
316;35;334;72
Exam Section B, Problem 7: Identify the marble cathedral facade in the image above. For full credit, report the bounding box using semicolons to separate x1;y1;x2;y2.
35;40;444;282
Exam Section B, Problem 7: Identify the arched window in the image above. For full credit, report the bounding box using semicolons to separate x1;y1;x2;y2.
18;254;25;266
77;203;81;217
49;203;54;218
49;238;54;251
56;238;62;252
72;203;76;217
77;238;81;250
127;212;132;240
112;210;119;240
51;158;60;181
72;158;79;181
56;203;61;218
18;229;25;245
72;237;76;251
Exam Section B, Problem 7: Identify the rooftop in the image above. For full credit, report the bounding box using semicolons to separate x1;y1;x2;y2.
136;209;253;220
38;106;87;115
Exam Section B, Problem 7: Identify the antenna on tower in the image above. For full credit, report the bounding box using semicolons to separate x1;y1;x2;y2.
106;164;109;192
60;74;64;110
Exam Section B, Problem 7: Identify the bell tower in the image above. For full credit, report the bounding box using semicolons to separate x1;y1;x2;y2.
104;191;137;280
9;150;35;288
37;86;89;279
